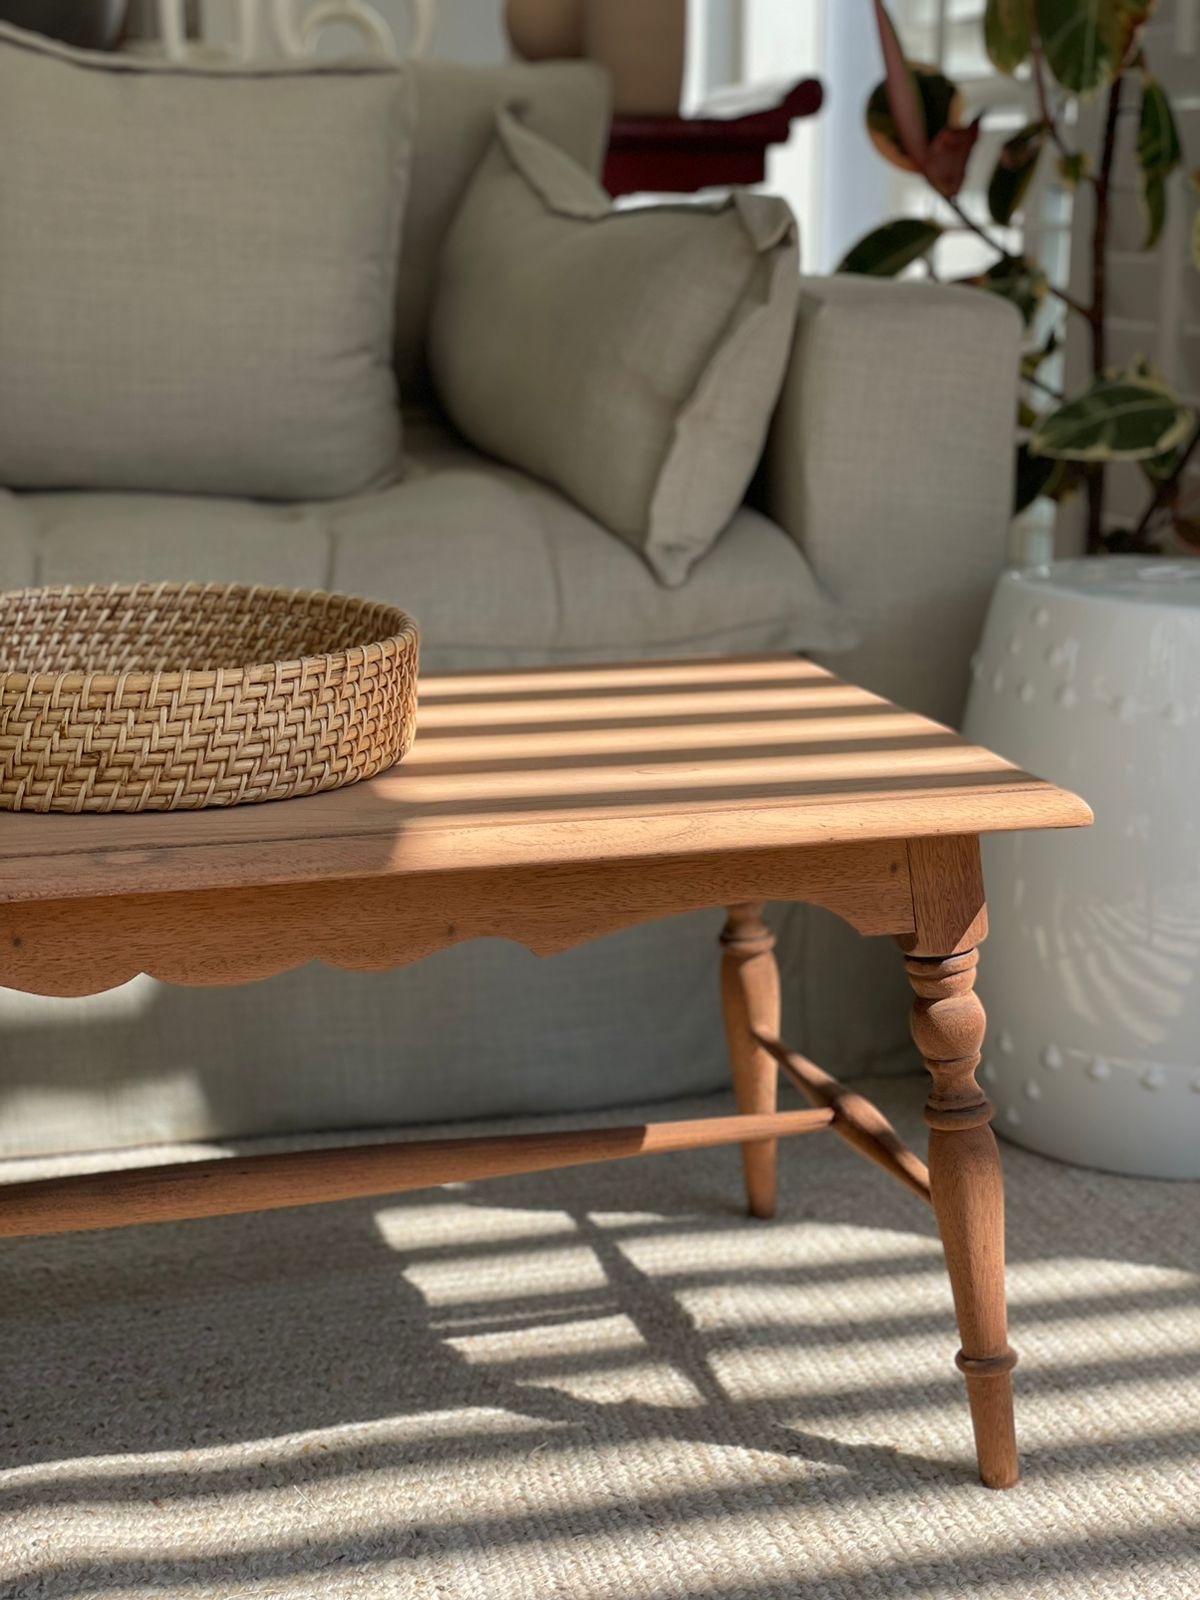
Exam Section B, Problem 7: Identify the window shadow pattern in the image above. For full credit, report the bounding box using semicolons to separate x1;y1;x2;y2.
0;1078;1196;1598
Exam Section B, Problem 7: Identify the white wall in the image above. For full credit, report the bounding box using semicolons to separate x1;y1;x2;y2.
396;0;508;62
191;0;510;61
312;0;510;60
755;1;890;275
696;1;890;274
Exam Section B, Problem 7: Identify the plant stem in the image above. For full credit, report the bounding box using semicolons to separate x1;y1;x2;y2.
1022;369;1065;402
1085;74;1123;552
939;192;1090;317
1129;422;1200;546
1044;282;1090;319
940;192;1006;249
1026;1;1076;164
1090;79;1121;377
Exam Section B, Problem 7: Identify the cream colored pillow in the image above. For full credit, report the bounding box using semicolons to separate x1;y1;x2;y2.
0;24;414;501
428;111;800;587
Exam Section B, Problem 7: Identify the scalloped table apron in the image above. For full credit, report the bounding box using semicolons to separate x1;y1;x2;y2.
0;654;1091;1490
964;558;1200;1179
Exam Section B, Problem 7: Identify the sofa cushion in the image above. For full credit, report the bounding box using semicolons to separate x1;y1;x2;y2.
0;492;37;591
399;58;609;396
14;422;855;671
0;23;413;501
428;111;800;588
332;422;853;666
25;493;335;592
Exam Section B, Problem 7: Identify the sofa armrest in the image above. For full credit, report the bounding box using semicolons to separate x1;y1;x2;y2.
759;276;1021;726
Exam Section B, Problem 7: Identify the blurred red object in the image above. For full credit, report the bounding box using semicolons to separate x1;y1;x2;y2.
604;78;824;198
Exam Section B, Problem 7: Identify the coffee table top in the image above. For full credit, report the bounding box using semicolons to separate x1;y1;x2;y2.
0;656;1091;904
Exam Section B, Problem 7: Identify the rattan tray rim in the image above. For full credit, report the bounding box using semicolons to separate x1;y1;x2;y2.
0;580;422;814
0;581;419;693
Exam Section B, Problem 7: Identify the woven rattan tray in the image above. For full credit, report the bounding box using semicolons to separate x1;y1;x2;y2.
0;582;419;814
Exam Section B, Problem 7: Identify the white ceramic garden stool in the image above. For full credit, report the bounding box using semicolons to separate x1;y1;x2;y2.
962;556;1200;1178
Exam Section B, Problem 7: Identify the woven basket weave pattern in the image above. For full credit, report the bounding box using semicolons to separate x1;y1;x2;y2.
0;583;419;814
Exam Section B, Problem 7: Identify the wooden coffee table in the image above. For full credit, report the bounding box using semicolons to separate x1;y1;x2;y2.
0;655;1090;1489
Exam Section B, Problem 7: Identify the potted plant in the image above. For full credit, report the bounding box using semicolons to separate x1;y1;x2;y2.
840;0;1199;554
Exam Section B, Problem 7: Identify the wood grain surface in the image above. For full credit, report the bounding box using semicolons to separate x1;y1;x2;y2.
0;655;1082;1492
0;1109;836;1238
0;840;912;998
0;657;1092;906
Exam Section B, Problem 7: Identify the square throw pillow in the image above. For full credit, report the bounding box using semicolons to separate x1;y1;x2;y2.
428;110;800;587
0;24;413;501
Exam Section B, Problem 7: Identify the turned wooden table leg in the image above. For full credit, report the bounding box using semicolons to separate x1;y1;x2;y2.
721;903;780;1219
904;944;1019;1489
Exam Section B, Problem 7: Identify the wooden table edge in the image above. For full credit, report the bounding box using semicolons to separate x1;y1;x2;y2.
0;783;1093;907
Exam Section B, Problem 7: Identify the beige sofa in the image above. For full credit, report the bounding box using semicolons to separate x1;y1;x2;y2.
0;57;1021;1157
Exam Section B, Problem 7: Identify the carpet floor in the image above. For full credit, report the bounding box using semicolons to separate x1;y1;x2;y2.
0;1077;1197;1600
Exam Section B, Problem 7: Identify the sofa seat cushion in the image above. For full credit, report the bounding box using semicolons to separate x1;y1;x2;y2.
10;424;855;672
16;491;335;592
333;424;854;668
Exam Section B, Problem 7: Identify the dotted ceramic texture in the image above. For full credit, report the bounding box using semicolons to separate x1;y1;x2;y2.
963;558;1200;1178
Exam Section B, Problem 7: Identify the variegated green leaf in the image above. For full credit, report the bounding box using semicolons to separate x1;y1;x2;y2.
985;0;1032;73
837;218;944;276
961;256;1049;325
1031;377;1196;460
1142;169;1166;249
988;123;1045;225
1138;79;1182;175
1035;0;1125;94
866;69;959;173
1141;434;1190;483
1135;82;1179;252
1116;0;1158;57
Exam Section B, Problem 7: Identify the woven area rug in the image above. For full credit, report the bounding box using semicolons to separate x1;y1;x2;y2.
1;1077;1197;1599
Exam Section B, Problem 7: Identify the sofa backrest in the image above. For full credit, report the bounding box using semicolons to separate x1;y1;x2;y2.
398;58;611;396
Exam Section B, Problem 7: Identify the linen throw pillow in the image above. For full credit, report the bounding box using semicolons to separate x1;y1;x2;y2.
428;110;800;586
0;24;413;501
